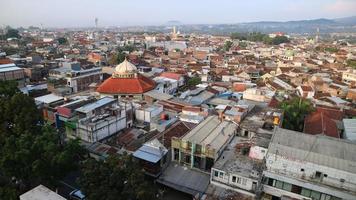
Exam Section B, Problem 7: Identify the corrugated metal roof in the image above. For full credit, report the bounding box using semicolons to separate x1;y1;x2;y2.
182;116;237;151
75;97;115;113
133;139;167;163
0;63;22;72
269;127;356;174
34;94;64;104
344;119;356;142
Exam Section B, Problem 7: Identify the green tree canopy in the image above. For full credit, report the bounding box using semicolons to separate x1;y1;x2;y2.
57;37;68;45
279;97;314;132
79;154;157;200
0;80;19;98
230;32;290;45
223;41;233;51
346;59;356;69
0;80;86;200
5;29;20;39
108;52;126;66
187;77;202;87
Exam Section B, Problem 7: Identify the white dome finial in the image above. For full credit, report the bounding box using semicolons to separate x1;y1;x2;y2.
113;59;137;78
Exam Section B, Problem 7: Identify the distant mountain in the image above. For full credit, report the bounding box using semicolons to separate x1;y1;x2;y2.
249;18;336;26
143;16;356;34
333;16;356;26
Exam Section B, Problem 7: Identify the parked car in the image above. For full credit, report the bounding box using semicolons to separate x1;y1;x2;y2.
69;189;86;200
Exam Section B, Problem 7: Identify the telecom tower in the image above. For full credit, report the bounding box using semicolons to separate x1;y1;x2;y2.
95;17;98;29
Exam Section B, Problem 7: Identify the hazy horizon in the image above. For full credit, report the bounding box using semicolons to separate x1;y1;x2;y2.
1;0;356;28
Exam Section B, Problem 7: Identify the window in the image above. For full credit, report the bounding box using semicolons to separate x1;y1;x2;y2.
315;171;322;178
282;183;292;192
267;178;274;186
324;174;328;178
320;194;332;200
214;170;219;177
185;155;191;164
291;185;302;194
219;172;224;178
311;191;321;200
173;148;179;161
275;180;284;189
232;176;237;183
301;188;311;197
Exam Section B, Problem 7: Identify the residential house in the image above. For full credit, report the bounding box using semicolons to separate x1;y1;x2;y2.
297;85;315;99
133;139;169;177
171;116;238;171
74;97;132;143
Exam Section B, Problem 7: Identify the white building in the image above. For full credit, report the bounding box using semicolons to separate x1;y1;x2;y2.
210;137;262;197
342;70;356;85
49;62;102;93
262;127;356;200
20;185;66;200
153;76;178;94
74;97;132;143
135;104;163;123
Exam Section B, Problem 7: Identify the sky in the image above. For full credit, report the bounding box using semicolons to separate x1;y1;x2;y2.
1;0;356;28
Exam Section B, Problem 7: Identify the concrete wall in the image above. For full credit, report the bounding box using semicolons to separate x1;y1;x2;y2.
211;168;256;196
77;115;126;143
249;146;267;160
266;153;356;196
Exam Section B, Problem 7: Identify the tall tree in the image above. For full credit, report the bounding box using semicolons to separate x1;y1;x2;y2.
187;77;202;88
223;40;233;51
5;29;20;39
0;81;86;199
279;97;314;132
57;37;68;45
79;154;157;200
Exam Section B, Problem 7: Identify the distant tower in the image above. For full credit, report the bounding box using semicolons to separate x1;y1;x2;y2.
95;17;98;28
315;27;320;43
172;26;177;39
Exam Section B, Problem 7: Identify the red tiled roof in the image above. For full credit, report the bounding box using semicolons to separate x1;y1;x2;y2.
301;86;313;92
268;97;280;108
233;83;247;92
0;58;13;64
96;74;155;94
154;121;195;148
303;107;344;138
160;72;182;81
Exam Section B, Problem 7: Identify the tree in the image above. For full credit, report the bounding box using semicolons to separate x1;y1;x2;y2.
5;29;20;39
187;77;202;88
108;52;126;66
271;36;290;45
239;41;247;48
0;80;19;98
57;37;68;45
279;97;314;132
79;154;157;200
118;45;136;53
223;41;233;51
0;81;86;199
346;59;356;69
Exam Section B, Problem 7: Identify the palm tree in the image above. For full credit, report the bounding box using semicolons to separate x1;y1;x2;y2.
279;97;314;132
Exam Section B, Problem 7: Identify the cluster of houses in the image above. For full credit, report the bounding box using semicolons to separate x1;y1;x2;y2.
2;26;356;200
